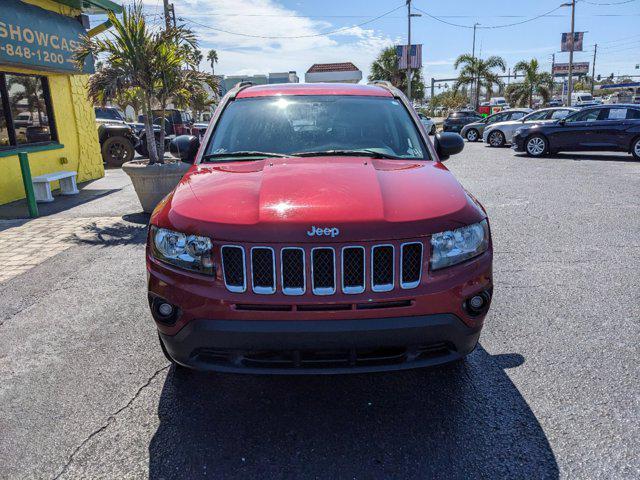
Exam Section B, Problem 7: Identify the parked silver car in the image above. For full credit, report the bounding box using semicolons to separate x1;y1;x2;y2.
483;107;578;147
460;109;531;142
418;112;436;135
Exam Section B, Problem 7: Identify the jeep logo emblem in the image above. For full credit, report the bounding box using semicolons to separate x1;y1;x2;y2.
307;226;340;238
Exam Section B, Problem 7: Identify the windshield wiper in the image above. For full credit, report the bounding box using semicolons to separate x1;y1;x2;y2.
293;149;403;159
202;151;295;161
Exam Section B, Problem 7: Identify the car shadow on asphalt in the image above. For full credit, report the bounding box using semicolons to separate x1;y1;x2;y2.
148;346;559;479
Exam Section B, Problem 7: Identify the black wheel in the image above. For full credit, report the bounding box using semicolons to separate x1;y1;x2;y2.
465;128;479;142
488;130;505;147
430;124;436;135
632;137;640;160
101;136;134;167
525;135;548;157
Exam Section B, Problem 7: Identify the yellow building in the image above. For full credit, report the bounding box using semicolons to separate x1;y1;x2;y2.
0;0;121;205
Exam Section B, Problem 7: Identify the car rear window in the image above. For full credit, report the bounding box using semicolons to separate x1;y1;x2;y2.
206;95;429;160
627;108;640;119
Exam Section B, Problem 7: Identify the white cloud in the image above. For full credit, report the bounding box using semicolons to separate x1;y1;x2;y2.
135;0;400;80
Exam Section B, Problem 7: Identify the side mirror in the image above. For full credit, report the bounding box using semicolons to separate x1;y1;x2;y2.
558;118;567;126
170;135;200;164
434;132;464;161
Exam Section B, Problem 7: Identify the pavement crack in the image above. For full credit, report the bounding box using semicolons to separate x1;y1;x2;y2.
52;364;170;479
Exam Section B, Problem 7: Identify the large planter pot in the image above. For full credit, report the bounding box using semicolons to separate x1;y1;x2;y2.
122;160;190;213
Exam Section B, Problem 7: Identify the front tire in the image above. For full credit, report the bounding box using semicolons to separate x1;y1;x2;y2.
488;130;505;147
466;128;479;142
101;136;134;167
525;135;548;157
632;137;640;160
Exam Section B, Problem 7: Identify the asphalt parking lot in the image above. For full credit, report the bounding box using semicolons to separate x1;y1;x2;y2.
1;142;638;479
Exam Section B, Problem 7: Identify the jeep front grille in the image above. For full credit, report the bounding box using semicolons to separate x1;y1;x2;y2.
221;242;424;295
311;247;336;295
221;246;246;292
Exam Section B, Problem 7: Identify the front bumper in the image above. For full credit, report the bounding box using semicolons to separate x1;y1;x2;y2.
511;134;526;152
159;314;482;374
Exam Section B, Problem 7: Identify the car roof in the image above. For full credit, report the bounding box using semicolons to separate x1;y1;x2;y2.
581;103;639;109
236;83;394;99
531;107;578;112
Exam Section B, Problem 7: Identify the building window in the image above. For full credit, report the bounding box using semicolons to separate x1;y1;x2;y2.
0;72;57;149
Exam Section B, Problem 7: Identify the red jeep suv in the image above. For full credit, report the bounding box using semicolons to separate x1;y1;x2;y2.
148;82;493;374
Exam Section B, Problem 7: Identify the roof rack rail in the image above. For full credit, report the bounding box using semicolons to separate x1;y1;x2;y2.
367;80;404;98
228;81;255;99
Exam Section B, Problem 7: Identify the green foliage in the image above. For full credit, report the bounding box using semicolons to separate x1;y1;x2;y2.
368;46;425;100
505;59;553;108
430;90;468;111
76;1;217;164
453;54;506;107
206;49;218;75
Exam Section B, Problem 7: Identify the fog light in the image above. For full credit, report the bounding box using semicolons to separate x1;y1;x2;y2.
469;296;484;309
158;303;174;317
464;290;491;316
148;295;180;325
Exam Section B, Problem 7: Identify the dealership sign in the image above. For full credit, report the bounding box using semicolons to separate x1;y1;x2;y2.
0;0;94;74
552;62;589;76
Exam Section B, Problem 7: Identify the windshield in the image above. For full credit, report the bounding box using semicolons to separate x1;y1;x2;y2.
205;95;428;161
95;108;124;121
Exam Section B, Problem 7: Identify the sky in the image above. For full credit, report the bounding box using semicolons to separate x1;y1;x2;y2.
93;0;640;88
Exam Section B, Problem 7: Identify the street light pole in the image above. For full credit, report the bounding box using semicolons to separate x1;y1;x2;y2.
407;0;412;100
405;0;421;101
591;44;598;96
471;23;480;109
567;0;576;106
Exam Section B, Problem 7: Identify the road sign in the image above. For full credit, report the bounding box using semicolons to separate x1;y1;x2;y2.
553;62;589;76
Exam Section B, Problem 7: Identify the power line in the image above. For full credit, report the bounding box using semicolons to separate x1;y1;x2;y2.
179;4;405;39
580;0;637;5
413;4;566;29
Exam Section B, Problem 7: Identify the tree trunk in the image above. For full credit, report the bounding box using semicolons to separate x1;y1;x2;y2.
142;95;159;164
157;98;167;163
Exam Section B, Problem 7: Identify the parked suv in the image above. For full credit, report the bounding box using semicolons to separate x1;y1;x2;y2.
148;82;493;374
442;110;484;133
94;107;137;167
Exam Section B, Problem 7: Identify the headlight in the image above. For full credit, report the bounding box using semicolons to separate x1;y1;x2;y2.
514;128;524;137
430;220;489;270
151;226;214;275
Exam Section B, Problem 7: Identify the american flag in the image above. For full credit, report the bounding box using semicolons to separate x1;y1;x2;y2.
396;44;422;69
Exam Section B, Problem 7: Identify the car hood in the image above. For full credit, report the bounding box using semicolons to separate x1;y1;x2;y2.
152;157;486;243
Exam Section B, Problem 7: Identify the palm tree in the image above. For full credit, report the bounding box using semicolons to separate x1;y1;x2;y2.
207;49;218;75
453;54;506;108
368;46;425;100
506;59;553;108
76;1;212;164
7;76;46;125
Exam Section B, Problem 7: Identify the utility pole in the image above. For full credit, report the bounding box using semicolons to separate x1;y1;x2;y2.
567;0;576;106
551;53;556;97
163;0;172;30
591;44;598;96
471;23;480;109
405;1;421;101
